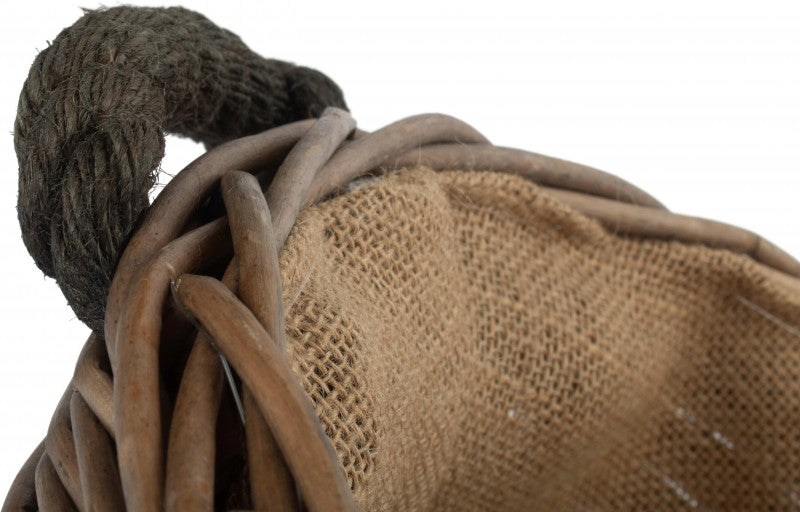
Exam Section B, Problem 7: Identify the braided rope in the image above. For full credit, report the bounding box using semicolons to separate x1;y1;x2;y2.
14;6;347;332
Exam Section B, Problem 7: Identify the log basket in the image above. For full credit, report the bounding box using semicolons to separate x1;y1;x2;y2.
5;6;800;512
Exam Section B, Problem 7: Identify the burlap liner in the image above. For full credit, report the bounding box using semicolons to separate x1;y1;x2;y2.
278;166;800;511
11;6;799;509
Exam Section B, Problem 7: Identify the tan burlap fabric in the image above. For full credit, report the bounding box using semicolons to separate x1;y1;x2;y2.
277;167;800;511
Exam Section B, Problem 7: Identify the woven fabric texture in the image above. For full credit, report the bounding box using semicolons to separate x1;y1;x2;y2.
277;167;800;511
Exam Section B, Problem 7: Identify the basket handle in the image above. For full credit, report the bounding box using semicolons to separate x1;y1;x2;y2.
14;6;347;332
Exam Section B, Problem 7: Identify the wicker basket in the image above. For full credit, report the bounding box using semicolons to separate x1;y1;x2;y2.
5;7;800;512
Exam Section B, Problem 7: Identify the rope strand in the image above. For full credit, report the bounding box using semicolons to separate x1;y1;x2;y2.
15;6;347;332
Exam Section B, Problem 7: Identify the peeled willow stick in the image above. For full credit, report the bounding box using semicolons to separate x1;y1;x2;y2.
107;120;315;364
110;115;344;512
44;391;82;509
266;108;358;249
35;454;77;512
224;171;299;511
173;274;357;512
72;335;114;437
543;187;800;277
392;143;666;209
164;328;225;512
70;392;125;512
305;113;489;211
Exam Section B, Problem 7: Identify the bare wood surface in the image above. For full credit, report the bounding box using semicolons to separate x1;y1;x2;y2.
306;113;489;207
544;186;800;277
35;454;77;512
45;390;83;510
224;170;299;510
114;219;231;512
106;120;315;363
243;390;298;511
70;392;125;512
393;143;666;209
173;274;357;512
265;107;357;247
72;335;114;437
164;330;224;512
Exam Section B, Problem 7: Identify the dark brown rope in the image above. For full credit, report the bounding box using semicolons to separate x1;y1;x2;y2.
14;6;347;333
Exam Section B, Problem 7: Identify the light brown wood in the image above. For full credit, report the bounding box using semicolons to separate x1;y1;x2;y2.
106;119;315;363
70;392;125;512
164;331;223;512
173;274;356;512
45;390;83;510
265;107;357;247
306;113;489;207
9;112;800;512
392;143;666;209
543;186;800;277
35;453;78;512
223;170;299;510
72;335;114;436
244;391;298;511
114;218;231;512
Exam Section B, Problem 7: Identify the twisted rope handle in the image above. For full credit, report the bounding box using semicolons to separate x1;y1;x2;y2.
14;6;347;332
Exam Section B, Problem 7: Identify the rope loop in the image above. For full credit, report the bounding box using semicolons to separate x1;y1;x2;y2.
14;6;347;332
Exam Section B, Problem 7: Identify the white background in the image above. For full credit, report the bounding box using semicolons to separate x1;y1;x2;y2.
1;0;798;500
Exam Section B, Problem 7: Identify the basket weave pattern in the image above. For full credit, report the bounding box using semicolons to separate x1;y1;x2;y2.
5;7;800;510
282;166;800;510
5;108;800;511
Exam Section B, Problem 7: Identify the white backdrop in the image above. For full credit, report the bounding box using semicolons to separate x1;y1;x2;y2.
1;0;798;500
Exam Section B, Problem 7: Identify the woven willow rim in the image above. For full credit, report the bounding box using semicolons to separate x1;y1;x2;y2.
4;109;799;512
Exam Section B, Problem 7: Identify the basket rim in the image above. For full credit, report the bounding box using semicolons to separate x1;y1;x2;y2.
5;109;800;512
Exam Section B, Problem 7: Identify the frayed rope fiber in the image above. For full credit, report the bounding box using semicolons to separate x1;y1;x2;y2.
14;6;347;333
